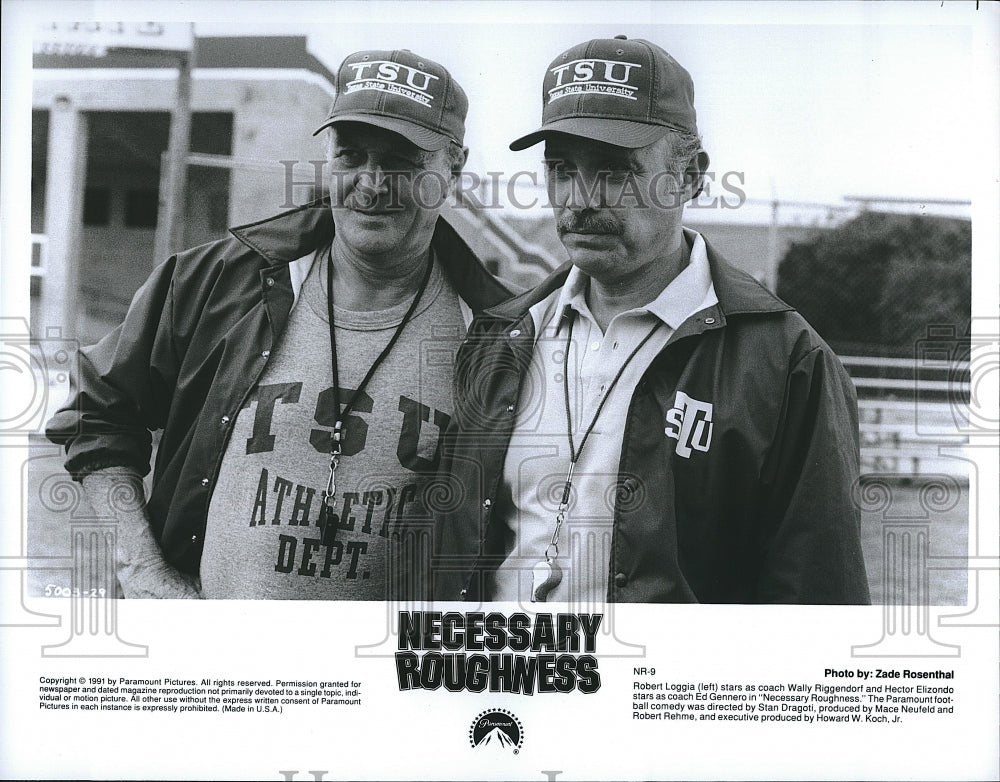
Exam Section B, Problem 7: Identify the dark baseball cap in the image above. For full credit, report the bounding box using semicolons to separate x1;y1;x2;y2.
314;49;467;151
510;35;698;151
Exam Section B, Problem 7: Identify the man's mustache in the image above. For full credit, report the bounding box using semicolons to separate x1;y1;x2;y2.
556;214;624;236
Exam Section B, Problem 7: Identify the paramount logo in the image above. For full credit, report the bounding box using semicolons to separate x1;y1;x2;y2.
345;60;439;106
548;58;642;102
469;708;523;754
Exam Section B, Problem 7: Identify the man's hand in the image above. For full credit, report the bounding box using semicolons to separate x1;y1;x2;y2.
81;468;202;599
115;558;202;599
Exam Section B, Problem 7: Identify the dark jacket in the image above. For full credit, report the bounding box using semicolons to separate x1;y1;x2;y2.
430;240;871;604
46;202;513;575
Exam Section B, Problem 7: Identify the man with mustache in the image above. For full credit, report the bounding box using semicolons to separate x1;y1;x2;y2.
46;49;512;599
431;36;869;604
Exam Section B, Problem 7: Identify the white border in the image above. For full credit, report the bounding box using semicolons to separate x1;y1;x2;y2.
2;2;998;781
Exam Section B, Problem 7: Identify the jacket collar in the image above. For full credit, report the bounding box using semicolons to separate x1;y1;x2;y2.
229;199;514;313
701;232;792;316
481;230;792;323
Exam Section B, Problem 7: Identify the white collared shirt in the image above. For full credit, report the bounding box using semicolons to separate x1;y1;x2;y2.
491;229;718;605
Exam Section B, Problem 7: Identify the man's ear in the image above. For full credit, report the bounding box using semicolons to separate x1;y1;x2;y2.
453;146;470;178
684;149;711;201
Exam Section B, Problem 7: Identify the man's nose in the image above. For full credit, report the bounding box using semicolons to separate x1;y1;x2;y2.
356;158;389;192
560;170;607;212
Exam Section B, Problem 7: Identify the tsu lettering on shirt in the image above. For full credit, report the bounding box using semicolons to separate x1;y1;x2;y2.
201;252;464;599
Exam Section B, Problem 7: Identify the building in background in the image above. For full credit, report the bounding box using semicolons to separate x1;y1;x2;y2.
32;35;335;344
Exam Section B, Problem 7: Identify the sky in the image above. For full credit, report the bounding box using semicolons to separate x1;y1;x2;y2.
177;4;986;210
3;1;995;215
319;23;965;209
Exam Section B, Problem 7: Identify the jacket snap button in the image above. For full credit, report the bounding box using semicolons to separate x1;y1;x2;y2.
262;350;270;358
221;415;230;425
482;498;492;509
265;277;275;287
505;404;515;413
704;317;716;325
459;588;468;599
614;572;628;587
191;534;199;543
509;329;521;338
200;478;210;487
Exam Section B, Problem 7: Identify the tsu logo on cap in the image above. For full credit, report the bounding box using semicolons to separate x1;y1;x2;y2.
343;58;442;108
510;35;698;150
548;57;644;103
315;49;467;151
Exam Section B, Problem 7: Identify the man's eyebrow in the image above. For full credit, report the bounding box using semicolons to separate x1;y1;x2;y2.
542;154;640;173
331;137;426;161
400;146;430;161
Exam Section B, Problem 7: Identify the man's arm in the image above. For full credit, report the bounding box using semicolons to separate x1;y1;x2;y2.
46;256;189;585
758;342;871;604
46;253;181;479
81;468;201;599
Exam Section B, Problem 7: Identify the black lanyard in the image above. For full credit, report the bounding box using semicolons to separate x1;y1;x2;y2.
319;242;435;541
562;311;663;469
532;308;662;602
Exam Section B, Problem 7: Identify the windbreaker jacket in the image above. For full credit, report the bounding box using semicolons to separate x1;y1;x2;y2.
46;202;514;576
430;239;871;604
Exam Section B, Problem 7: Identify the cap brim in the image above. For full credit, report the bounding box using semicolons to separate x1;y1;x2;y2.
509;117;674;151
313;113;452;151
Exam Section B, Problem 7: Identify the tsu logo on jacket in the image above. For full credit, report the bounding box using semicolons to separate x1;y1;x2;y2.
664;391;714;458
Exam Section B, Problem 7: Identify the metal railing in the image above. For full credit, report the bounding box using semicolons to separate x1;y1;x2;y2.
842;355;971;479
31;233;48;291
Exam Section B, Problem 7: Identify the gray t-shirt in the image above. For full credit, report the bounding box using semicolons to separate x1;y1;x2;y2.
200;251;464;599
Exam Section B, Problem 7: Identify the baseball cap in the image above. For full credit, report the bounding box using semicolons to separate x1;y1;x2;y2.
510;35;698;151
314;49;467;151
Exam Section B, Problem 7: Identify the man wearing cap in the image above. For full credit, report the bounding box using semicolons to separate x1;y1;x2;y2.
431;36;870;604
46;49;512;599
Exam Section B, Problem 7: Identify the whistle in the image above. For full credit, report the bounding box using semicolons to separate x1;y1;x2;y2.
531;558;563;602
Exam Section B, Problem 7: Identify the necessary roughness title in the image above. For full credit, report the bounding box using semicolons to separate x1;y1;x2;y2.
396;611;602;694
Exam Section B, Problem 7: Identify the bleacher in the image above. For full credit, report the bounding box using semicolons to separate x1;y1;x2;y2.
843;355;971;480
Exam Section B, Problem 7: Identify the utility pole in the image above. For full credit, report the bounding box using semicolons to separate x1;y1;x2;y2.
154;23;196;263
766;197;780;292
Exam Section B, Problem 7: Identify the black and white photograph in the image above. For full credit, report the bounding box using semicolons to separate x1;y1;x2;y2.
1;1;997;780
